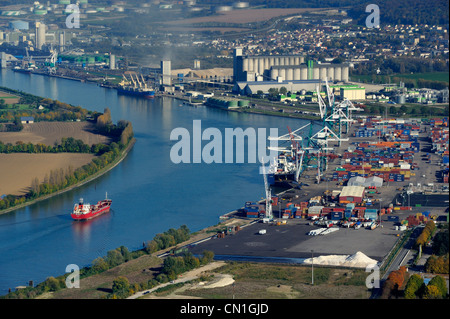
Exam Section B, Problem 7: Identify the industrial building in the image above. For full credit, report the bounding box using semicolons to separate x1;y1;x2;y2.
9;20;29;30
233;79;321;95
347;176;383;188
340;86;366;100
161;60;172;86
339;186;365;203
233;47;349;83
35;22;46;50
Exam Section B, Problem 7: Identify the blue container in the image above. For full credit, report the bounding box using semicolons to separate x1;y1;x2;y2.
331;212;343;220
387;216;399;222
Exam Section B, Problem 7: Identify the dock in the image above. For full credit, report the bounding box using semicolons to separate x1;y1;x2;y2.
189;115;448;269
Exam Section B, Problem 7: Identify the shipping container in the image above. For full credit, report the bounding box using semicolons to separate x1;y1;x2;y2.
331;212;343;220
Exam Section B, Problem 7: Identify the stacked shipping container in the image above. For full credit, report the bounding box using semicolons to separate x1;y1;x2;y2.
333;118;421;183
429;118;449;183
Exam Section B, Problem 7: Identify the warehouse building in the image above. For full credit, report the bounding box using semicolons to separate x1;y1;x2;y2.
340;86;366;100
339;185;365;203
347;176;383;187
233;79;321;95
9;20;29;30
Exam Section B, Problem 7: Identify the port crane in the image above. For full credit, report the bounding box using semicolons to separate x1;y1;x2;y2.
266;78;363;186
261;158;273;219
119;71;149;90
44;49;58;75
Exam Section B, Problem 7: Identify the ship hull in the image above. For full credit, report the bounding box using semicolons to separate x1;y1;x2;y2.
117;87;155;98
71;200;112;221
269;172;297;188
13;69;31;74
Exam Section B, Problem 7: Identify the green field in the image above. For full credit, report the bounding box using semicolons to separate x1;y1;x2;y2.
351;72;449;86
397;72;449;83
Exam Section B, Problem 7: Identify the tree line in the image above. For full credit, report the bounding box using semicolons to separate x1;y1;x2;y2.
381;265;448;299
110;250;214;299
0;110;134;212
1;223;215;300
362;104;448;117
0;137;91;154
0;94;96;129
143;225;191;254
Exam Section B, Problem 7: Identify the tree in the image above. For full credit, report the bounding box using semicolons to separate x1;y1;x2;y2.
399;105;407;114
91;257;109;273
256;90;264;99
428;275;447;298
201;250;215;265
404;274;424;299
106;249;124;268
385;266;408;298
425;254;449;274
423;284;441;299
43;276;63;292
30;177;40;196
389;106;397;115
112;276;130;294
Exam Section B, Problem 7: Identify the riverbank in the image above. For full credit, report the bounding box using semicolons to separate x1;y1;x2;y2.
157;91;322;121
0;138;135;216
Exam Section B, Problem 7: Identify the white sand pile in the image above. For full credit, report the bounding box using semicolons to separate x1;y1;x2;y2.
303;251;378;268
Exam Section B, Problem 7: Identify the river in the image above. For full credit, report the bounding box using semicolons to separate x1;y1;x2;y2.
0;68;320;294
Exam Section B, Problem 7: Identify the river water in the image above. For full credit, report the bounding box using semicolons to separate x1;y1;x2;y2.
0;69;319;294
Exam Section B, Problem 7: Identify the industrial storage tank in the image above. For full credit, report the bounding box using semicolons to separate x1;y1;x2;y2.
319;66;327;81
327;67;335;81
286;68;293;81
294;68;301;80
313;67;319;80
300;66;308;80
342;66;349;82
334;66;342;81
270;68;279;80
238;99;249;107
227;99;238;108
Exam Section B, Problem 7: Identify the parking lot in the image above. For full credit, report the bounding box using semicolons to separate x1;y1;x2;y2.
190;218;399;263
190;206;447;265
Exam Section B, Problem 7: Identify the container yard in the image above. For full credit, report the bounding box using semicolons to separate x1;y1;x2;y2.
189;115;448;266
190;82;448;269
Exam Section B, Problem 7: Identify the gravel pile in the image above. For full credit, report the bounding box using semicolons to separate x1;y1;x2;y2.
303;251;378;268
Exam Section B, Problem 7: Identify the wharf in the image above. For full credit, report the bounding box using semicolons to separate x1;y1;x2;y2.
189;117;449;267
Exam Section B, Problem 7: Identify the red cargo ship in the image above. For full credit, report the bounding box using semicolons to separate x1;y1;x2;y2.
71;193;112;220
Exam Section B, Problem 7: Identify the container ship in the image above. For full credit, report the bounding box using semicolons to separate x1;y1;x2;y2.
71;194;112;221
117;72;155;99
268;152;298;186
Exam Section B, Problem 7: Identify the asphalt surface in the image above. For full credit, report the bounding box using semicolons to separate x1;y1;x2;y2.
189;120;448;269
